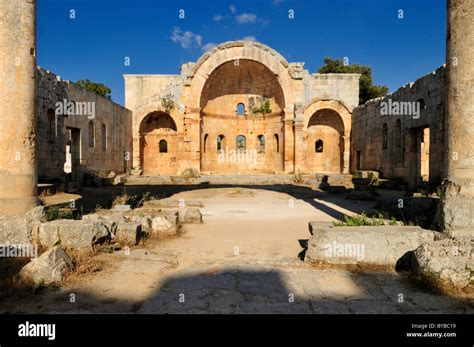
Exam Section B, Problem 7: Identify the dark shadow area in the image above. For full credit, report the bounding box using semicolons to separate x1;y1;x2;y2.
297;239;308;261
2;267;472;314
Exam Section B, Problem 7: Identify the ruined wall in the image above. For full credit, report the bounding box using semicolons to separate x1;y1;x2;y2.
124;41;360;176
309;74;360;111
36;68;133;182
351;65;446;187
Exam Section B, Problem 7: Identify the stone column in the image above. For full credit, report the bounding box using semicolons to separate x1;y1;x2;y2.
182;108;201;174
283;115;294;173
293;120;304;173
342;135;350;174
437;0;474;232
0;0;38;215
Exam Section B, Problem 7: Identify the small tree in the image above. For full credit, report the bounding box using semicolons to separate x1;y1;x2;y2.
317;57;388;104
160;94;175;114
76;79;112;100
252;100;272;114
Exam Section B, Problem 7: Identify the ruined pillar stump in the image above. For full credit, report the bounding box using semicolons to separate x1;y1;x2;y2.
0;0;38;215
438;0;474;232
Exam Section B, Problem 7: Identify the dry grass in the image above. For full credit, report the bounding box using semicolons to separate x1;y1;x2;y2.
0;257;33;297
62;248;108;285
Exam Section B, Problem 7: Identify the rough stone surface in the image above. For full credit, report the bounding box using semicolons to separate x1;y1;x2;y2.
19;246;72;285
183;208;203;224
151;216;177;238
35;67;132;183
130;215;153;234
305;224;436;267
38;220;110;251
114;221;142;246
351;66;446;189
0;206;45;244
412;238;473;295
0;0;38;215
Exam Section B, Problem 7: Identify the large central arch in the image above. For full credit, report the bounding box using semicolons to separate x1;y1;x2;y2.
187;41;295;112
187;42;294;174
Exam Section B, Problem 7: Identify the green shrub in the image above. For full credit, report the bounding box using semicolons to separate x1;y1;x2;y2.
43;207;74;222
333;213;402;227
252;100;272;114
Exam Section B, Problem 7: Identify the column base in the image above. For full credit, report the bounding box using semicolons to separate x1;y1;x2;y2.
436;179;474;232
0;197;38;216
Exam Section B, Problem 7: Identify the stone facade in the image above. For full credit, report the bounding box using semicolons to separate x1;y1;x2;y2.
351;66;446;188
36;68;133;183
125;40;360;176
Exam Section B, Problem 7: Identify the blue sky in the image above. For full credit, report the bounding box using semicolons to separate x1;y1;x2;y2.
37;0;446;105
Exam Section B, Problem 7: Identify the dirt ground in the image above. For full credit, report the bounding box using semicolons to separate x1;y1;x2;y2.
1;187;472;314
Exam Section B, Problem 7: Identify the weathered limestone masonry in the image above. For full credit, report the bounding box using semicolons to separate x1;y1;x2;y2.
437;0;474;233
351;66;446;189
36;68;133;184
125;41;360;176
0;0;38;215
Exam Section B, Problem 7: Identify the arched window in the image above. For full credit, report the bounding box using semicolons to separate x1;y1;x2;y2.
315;139;324;153
395;119;402;147
236;135;246;152
237;103;245;116
203;134;209;153
88;120;95;148
47;108;56;142
257;135;265;153
217;134;225;152
101;123;107;152
382;123;388;149
159;139;168;153
274;134;279;153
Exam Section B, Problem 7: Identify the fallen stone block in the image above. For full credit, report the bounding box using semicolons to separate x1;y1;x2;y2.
19;246;72;285
38;220;110;251
0;206;44;244
151;216;177;238
412;238;473;295
130;215;153;234
114;221;142;246
183;208;202;224
305;224;436;267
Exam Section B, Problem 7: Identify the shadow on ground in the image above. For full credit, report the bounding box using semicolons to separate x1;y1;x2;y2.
3;267;472;314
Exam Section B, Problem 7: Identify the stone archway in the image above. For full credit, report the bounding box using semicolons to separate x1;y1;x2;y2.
185;41;295;174
302;100;352;174
187;41;295;111
306;109;345;173
198;58;286;174
139;111;178;175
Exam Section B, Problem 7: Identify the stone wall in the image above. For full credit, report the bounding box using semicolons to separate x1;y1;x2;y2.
351;65;446;188
36;67;133;183
124;41;360;176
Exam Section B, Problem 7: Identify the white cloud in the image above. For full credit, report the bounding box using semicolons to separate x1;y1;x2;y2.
241;36;256;42
171;27;202;49
202;43;217;52
229;5;237;14
213;14;224;22
236;13;257;24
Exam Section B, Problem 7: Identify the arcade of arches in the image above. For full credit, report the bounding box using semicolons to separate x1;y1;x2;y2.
126;41;360;176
